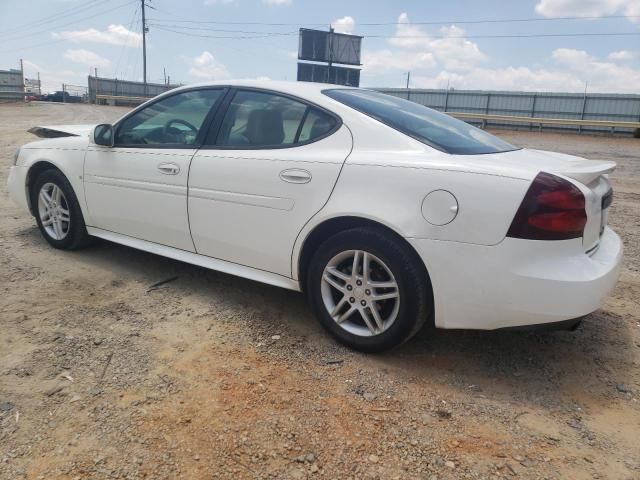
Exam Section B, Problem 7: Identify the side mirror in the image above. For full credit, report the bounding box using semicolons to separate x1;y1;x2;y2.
93;123;114;147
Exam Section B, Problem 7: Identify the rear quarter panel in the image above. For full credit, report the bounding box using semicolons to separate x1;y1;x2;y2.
292;150;531;280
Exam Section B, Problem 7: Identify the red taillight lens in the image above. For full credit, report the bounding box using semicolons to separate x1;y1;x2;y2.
507;172;587;241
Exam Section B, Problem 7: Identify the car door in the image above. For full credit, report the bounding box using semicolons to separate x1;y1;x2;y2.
188;88;352;277
84;88;226;251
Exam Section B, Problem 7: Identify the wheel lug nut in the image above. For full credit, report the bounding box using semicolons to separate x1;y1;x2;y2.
346;285;352;291
365;289;371;295
360;300;366;306
356;280;362;286
349;297;355;303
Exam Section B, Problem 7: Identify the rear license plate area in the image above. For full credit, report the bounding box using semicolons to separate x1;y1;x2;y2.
600;188;613;237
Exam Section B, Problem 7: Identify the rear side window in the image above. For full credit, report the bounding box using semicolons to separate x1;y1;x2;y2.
323;88;519;155
215;90;338;148
298;108;337;143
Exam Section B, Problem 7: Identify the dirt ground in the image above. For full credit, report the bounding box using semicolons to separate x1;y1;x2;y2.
1;102;639;480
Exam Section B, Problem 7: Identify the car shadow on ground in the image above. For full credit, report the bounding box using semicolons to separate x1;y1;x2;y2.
24;227;634;409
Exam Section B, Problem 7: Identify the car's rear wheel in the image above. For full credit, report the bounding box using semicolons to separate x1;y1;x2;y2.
31;169;90;250
307;227;432;352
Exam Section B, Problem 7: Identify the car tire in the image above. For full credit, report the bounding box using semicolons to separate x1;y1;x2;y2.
307;227;432;352
31;169;91;250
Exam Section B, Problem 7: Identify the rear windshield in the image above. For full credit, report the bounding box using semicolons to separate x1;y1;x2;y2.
323;88;519;155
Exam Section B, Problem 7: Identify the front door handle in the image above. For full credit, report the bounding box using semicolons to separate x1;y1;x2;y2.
158;163;180;175
279;168;311;184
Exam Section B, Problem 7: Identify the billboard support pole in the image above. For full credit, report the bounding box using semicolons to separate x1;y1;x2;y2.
327;26;334;83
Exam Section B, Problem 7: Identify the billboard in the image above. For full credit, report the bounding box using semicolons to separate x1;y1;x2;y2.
298;28;362;66
297;63;360;87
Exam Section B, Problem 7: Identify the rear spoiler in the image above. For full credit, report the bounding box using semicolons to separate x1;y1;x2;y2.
556;161;616;185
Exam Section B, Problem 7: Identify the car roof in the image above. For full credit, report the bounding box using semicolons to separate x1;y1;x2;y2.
171;79;359;97
121;79;430;153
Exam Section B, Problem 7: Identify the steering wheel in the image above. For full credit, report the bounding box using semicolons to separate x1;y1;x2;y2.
164;118;198;136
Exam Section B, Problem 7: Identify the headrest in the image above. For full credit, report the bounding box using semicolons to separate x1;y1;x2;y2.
246;109;285;145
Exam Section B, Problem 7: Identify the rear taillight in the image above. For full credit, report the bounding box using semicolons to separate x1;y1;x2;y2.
507;172;587;241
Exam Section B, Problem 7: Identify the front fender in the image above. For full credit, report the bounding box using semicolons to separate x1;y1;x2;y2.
20;138;90;224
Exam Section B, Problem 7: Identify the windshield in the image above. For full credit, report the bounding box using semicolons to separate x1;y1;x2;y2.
323;88;519;155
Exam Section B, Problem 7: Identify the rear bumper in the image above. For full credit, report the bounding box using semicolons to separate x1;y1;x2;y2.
409;227;623;330
7;165;30;214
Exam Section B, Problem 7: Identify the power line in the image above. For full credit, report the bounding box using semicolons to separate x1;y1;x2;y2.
369;32;640;39
131;35;140;83
151;24;297;39
147;23;297;35
146;14;640;27
149;24;640;40
361;14;640;26
0;0;104;34
114;4;140;79
1;0;138;44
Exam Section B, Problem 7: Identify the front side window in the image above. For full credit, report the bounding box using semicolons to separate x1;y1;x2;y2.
215;90;337;148
324;89;519;155
116;89;223;146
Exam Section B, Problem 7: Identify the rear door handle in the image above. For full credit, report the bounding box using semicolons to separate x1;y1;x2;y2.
279;169;311;184
158;163;180;175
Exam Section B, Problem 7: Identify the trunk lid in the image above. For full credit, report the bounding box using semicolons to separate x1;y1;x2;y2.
451;148;616;183
522;149;616;184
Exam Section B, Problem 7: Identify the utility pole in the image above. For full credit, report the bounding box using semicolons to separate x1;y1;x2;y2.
163;66;166;85
19;58;25;98
141;0;148;95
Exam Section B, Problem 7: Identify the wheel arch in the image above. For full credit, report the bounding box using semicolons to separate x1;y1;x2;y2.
25;161;65;216
295;215;433;297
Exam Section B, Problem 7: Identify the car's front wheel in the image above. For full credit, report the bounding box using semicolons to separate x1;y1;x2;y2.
31;169;90;250
307;227;432;352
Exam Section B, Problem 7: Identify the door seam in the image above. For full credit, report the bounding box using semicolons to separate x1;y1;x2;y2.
289;123;355;279
186;150;199;252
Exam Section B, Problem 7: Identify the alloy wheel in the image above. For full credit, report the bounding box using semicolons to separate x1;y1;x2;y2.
320;250;400;337
37;182;71;241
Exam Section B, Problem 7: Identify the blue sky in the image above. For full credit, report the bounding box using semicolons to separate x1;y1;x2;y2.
1;0;639;92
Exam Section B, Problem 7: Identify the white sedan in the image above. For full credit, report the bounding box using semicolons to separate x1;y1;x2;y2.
7;80;622;352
